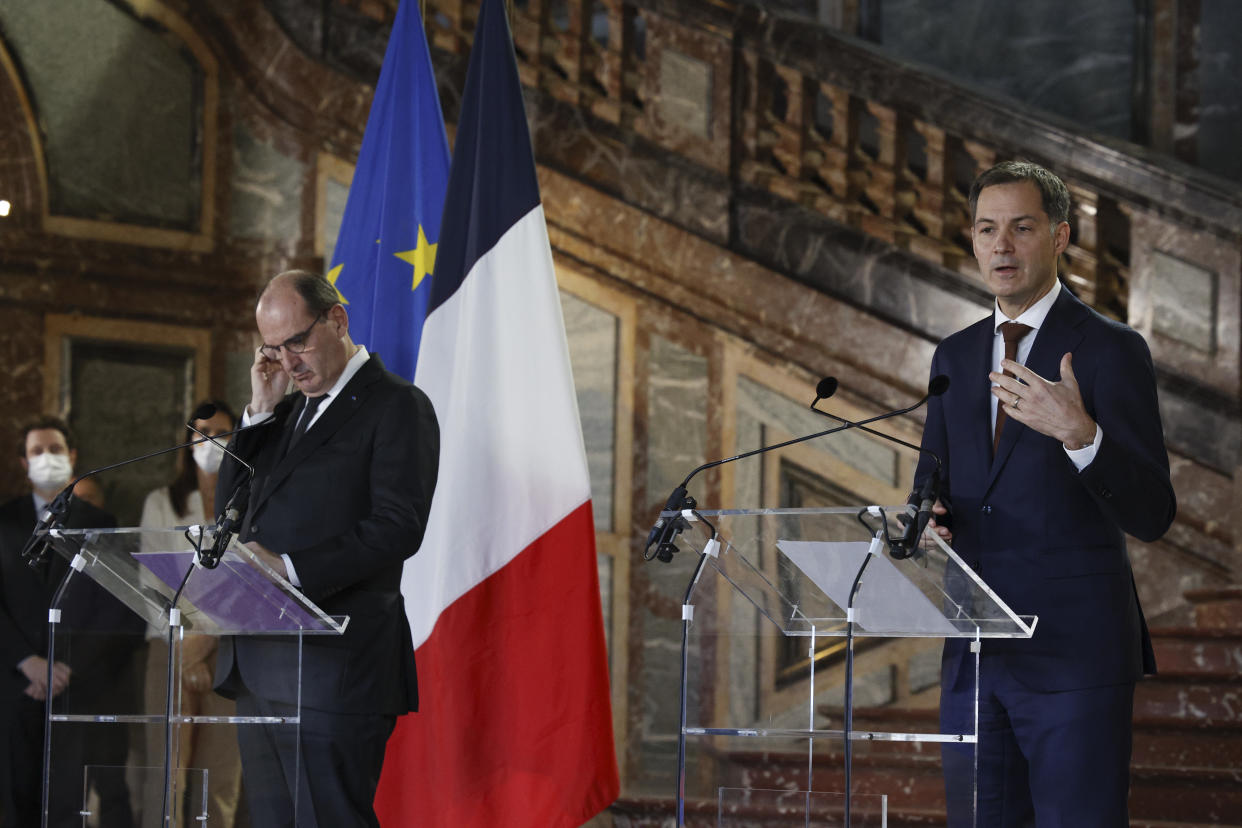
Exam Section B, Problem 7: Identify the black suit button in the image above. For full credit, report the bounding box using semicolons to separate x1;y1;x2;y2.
251;524;260;534
1099;488;1113;499
982;505;992;515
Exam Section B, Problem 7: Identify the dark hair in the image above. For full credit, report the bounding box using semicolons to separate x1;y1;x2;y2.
968;160;1071;227
260;269;341;317
18;415;75;457
169;399;238;519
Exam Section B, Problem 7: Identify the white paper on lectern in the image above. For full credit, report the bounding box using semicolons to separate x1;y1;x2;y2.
778;540;958;634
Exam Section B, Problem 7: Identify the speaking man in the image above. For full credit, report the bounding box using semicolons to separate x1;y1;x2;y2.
214;270;439;827
915;161;1176;827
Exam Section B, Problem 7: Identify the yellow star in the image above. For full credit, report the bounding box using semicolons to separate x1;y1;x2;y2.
394;225;437;290
326;263;350;305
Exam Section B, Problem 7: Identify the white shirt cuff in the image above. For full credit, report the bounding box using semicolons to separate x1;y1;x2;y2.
1065;424;1104;471
241;407;274;428
280;554;302;588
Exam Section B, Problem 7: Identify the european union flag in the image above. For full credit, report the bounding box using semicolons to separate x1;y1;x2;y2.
327;0;449;381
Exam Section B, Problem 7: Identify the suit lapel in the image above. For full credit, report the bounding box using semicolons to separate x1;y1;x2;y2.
252;355;384;512
963;319;996;485
985;287;1088;492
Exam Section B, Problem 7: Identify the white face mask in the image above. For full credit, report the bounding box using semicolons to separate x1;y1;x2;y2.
27;452;73;492
192;440;225;474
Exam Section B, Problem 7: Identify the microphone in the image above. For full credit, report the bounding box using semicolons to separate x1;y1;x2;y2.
896;466;941;559
808;375;949;558
645;486;692;563
644;380;841;561
812;376;838;405
644;376;943;562
20;413;277;567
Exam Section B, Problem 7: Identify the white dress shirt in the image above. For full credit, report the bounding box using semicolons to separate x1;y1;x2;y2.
991;280;1102;470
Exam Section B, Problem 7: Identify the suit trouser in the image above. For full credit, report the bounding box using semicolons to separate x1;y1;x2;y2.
940;650;1135;828
1;695;85;828
234;690;395;828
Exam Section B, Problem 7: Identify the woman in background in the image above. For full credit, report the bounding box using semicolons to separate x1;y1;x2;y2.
138;400;243;828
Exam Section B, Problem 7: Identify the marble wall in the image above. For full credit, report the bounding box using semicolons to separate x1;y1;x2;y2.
67;342;194;526
229;125;306;243
634;334;709;791
0;1;201;227
1198;0;1242;182
562;291;621;533
875;0;1137;140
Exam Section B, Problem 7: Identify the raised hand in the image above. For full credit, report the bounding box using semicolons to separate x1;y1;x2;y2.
989;352;1096;450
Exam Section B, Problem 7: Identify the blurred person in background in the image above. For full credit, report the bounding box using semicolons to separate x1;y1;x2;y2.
0;416;139;828
138;401;243;828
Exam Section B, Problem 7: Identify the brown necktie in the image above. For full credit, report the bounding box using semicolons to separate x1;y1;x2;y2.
994;322;1033;451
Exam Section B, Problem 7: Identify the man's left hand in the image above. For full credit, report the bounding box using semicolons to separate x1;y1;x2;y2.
990;352;1096;450
243;540;289;580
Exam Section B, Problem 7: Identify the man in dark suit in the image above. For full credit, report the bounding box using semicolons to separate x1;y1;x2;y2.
214;269;439;828
0;417;137;828
915;161;1176;827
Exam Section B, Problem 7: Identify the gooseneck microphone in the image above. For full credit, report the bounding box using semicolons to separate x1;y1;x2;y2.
809;375;950;558
643;380;846;562
20;413;277;567
644;375;948;562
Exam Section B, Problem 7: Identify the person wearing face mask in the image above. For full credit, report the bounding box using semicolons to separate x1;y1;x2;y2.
137;401;244;828
0;416;127;828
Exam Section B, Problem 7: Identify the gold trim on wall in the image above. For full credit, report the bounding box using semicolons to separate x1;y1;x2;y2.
43;314;212;418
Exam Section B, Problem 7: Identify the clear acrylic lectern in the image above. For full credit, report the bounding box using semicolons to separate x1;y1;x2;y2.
35;525;348;828
664;506;1036;827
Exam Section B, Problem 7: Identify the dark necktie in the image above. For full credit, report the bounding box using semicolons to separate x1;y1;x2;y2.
287;394;326;453
994;321;1033;451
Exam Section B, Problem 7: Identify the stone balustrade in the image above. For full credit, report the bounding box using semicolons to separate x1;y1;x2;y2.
423;0;1241;478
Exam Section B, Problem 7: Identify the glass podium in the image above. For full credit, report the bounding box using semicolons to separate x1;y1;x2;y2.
35;525;347;828
663;506;1036;827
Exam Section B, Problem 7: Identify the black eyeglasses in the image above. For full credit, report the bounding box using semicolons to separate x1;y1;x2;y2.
259;311;326;360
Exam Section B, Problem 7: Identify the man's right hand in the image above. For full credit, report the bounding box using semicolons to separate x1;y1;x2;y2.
250;346;290;415
18;656;71;700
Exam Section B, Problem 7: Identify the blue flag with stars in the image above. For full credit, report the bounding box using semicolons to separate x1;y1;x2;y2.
327;0;449;381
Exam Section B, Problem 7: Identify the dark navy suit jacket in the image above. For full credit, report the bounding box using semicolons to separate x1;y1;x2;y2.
916;286;1175;692
214;353;439;715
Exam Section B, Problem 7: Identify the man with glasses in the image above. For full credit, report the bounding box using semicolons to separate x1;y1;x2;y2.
214;270;439;828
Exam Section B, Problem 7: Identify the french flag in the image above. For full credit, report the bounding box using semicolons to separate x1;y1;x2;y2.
373;0;620;823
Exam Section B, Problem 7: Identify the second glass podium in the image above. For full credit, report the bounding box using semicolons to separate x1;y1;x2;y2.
664;506;1036;827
